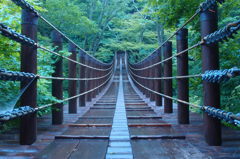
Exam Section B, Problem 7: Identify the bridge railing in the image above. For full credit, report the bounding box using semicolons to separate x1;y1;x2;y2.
127;0;240;146
0;0;115;145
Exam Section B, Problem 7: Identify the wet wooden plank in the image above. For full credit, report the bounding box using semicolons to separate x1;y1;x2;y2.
126;110;156;116
78;117;113;119
131;135;186;140
69;139;109;159
131;140;208;159
126;109;153;111
55;135;109;139
128;124;171;127
63;127;111;136
129;127;173;136
76;118;113;124
36;139;79;159
83;109;115;117
90;107;115;109
127;116;162;119
125;103;147;106
128;118;163;124
68;124;112;127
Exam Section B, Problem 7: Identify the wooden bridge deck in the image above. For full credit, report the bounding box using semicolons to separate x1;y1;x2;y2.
0;60;239;159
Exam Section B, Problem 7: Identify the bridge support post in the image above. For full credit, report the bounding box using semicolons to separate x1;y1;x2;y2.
155;49;162;106
177;28;189;124
150;55;155;102
200;5;221;146
145;60;150;98
79;51;86;107
86;57;92;102
68;43;77;113
92;61;97;98
136;64;142;94
163;41;173;113
99;65;103;92
20;9;38;145
51;30;63;125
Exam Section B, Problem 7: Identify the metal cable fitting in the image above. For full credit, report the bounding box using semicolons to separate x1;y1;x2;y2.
0;23;37;47
0;69;36;81
11;0;39;16
202;106;236;124
202;67;240;83
198;0;225;12
203;20;240;45
234;113;240;125
0;106;36;121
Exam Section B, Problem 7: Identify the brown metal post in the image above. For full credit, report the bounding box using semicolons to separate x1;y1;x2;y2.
177;28;189;124
99;65;103;92
68;43;77;113
86;56;92;102
51;30;63;125
146;60;151;98
150;55;155;101
95;62;100;96
20;9;38;145
79;51;86;107
155;48;162;106
163;41;173;113
143;61;148;97
92;61;97;98
200;5;221;146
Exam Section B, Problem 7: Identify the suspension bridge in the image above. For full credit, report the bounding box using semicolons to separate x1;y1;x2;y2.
0;0;240;158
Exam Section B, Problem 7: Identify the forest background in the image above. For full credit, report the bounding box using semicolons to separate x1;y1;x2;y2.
0;0;239;130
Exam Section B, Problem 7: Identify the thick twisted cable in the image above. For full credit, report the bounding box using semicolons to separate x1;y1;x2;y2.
132;21;240;71
130;42;202;71
0;64;115;121
0;23;112;71
202;67;240;83
203;20;240;45
202;106;240;124
0;23;37;47
37;68;115;110
0;69;36;81
0;106;36;121
198;0;225;12
133;0;226;66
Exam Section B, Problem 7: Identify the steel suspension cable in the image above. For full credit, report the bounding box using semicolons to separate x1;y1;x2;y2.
135;12;200;66
129;42;203;71
127;66;201;109
128;68;202;80
128;70;240;123
38;65;114;81
10;0;109;65
133;0;226;66
39;16;110;66
38;45;113;71
0;23;112;71
126;59;240;123
37;66;115;110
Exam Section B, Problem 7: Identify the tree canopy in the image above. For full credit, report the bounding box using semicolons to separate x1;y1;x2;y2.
0;0;239;129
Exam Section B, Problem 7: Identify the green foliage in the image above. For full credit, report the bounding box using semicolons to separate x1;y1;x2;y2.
0;0;239;132
146;0;240;123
